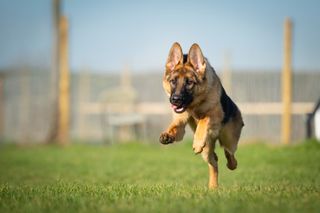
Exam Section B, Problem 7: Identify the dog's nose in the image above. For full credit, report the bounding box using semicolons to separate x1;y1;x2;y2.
171;94;182;104
172;94;181;101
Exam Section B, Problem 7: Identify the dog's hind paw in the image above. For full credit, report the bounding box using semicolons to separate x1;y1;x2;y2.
227;158;237;170
159;132;175;145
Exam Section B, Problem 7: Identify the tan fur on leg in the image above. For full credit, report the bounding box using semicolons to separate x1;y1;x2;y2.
201;141;218;189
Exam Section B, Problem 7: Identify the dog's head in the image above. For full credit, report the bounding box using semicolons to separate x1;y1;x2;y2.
163;42;207;113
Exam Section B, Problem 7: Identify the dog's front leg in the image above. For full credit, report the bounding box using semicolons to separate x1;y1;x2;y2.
193;117;210;153
159;112;189;144
201;142;219;189
193;116;221;154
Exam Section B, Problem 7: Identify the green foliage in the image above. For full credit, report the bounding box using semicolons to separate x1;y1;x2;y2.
0;141;320;213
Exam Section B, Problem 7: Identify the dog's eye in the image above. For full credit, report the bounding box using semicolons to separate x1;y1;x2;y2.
169;79;176;86
186;79;194;86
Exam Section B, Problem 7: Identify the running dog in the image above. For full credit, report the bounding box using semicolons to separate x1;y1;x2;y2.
159;42;244;189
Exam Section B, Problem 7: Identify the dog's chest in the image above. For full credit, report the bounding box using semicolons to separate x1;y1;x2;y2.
189;101;224;122
189;107;208;120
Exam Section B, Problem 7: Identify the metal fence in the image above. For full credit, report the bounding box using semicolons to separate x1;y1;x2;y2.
0;69;319;143
0;69;53;142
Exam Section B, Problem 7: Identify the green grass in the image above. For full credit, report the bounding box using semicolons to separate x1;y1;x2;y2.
0;140;320;213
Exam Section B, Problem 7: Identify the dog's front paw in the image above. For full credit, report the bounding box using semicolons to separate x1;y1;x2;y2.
192;140;206;154
159;132;175;145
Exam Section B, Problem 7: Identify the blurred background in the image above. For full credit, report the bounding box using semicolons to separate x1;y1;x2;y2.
0;0;319;144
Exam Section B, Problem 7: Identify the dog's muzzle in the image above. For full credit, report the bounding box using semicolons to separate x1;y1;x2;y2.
169;94;192;113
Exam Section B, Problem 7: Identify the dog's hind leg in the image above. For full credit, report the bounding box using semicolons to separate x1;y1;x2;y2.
201;139;218;189
219;116;243;170
219;131;239;170
224;149;237;170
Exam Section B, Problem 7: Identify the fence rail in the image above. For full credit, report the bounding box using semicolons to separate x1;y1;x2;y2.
80;102;314;115
0;70;319;143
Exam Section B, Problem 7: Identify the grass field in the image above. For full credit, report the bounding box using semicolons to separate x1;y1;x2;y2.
0;140;320;213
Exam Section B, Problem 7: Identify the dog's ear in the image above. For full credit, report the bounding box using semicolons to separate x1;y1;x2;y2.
166;42;183;72
188;43;206;75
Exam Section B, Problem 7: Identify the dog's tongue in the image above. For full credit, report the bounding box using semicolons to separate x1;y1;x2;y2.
171;104;185;113
171;104;178;110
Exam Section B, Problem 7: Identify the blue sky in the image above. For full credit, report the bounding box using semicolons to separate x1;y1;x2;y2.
0;0;319;72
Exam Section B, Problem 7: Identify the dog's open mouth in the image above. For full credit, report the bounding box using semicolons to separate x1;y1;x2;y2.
171;104;186;113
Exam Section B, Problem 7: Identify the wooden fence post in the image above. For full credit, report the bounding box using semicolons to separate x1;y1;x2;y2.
47;0;60;143
57;16;70;144
281;18;293;145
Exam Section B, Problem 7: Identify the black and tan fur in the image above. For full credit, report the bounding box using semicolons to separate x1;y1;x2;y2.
159;42;244;189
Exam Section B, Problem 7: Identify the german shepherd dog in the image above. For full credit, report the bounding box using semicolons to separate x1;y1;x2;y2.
159;42;244;189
